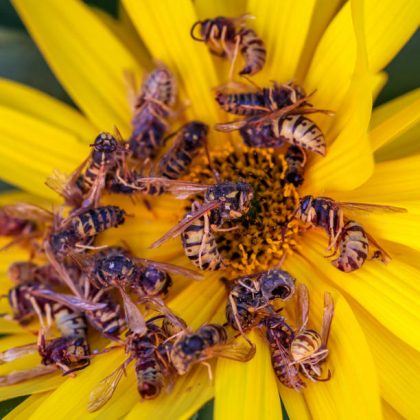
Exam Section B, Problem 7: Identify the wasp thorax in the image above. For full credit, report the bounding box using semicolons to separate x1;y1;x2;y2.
94;254;138;286
183;121;208;149
50;230;78;256
260;269;296;301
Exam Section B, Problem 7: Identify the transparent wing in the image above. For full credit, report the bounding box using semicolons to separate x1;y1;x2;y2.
214;118;250;132
30;289;107;312
320;292;334;348
118;286;147;335
202;339;256;362
0;365;58;386
87;362;127;412
135;258;203;281
296;283;310;332
149;201;222;249
0;343;38;364
337;202;407;214
2;203;53;222
124;177;212;199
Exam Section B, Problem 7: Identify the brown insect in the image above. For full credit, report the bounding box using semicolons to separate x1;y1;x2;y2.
46;132;124;209
215;92;330;156
225;269;296;336
127;65;177;160
328;220;390;272
191;14;266;78
0;203;52;250
169;323;255;377
87;314;180;412
149;181;254;249
292;195;406;252
284;145;306;187
261;315;305;391
289;284;334;383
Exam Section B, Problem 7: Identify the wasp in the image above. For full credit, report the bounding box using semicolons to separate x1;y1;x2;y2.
181;201;224;271
191;14;266;77
157;121;208;179
127;65;177;160
328;220;390;273
85;246;202;336
289;284;334;383
215;91;331;156
46;132;124;209
0;300;93;385
292;196;406;252
0;203;52;250
149;181;254;249
260;315;305;391
215;81;308;116
225;269;296;335
284;145;306;187
87;315;177;412
169;323;255;377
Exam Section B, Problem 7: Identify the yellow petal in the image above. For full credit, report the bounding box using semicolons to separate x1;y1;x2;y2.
299;231;420;350
4;392;51;420
382;400;405;420
126;368;213;420
370;97;420;153
335;154;420;203
284;256;382;419
247;0;317;83
195;0;246;17
215;330;282;420
12;0;143;136
279;388;311;420
305;0;419;114
295;0;344;81
0;105;87;199
303;72;373;192
89;5;152;70
353;303;420;419
371;71;388;102
122;0;220;131
364;0;420;73
0;78;96;141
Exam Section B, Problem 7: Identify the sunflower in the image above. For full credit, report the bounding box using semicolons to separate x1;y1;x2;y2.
0;0;419;418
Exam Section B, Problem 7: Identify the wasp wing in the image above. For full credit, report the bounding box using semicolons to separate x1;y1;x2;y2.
0;343;38;364
135;258;203;281
2;203;53;222
30;289;107;312
336;202;407;214
87;362;128;412
0;365;58;386
320;292;334;348
214;118;250;132
296;283;310;332
149;200;222;249
201;339;256;363
118;286;147;336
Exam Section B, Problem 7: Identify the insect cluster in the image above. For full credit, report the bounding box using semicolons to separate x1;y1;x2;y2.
0;12;406;411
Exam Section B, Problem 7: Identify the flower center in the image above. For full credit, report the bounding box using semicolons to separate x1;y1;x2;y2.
187;145;301;274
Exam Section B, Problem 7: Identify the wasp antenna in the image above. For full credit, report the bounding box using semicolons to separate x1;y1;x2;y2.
204;138;221;183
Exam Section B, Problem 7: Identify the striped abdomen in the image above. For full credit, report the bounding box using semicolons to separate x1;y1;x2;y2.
274;115;326;156
71;206;126;238
284;145;306;187
331;221;369;272
135;357;165;399
181;216;223;271
238;28;266;76
53;304;88;338
129;118;167;160
215;91;267;115
139;67;176;108
158;121;208;179
290;329;322;363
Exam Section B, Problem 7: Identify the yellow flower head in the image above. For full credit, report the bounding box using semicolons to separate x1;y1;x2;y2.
0;0;419;419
